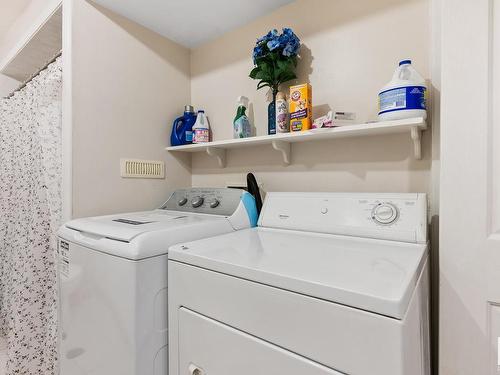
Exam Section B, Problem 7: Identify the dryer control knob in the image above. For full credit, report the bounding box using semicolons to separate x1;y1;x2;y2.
191;196;204;208
210;199;220;208
188;364;204;375
372;203;399;225
178;197;188;206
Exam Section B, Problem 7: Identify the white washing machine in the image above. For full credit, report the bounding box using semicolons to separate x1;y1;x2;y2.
168;192;430;375
57;188;257;375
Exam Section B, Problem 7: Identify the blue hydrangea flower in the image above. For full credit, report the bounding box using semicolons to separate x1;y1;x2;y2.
267;29;279;39
252;28;300;63
278;34;290;47
267;38;281;51
252;45;264;63
250;27;300;90
256;35;267;43
280;28;300;57
282;43;295;57
283;39;300;56
257;29;278;43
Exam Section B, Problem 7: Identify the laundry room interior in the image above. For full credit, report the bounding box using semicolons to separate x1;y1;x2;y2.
0;0;495;374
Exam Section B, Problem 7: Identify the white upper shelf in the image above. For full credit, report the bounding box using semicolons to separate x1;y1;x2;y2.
1;5;61;83
166;117;427;167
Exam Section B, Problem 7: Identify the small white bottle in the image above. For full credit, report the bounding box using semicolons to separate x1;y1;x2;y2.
275;92;289;133
192;110;210;143
378;59;427;121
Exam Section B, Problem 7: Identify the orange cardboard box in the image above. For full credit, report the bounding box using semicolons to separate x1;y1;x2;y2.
289;83;312;131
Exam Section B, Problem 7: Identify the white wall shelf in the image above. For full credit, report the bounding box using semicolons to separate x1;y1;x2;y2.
0;5;62;83
165;117;427;167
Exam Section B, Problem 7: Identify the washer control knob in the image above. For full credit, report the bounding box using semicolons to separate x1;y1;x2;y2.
178;197;188;206
191;196;204;208
210;199;220;208
372;203;399;225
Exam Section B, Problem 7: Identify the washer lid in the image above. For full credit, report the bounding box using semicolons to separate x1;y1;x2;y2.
66;210;200;242
169;227;428;319
59;210;235;260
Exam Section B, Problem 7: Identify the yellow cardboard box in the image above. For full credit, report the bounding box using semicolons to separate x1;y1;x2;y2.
289;83;312;131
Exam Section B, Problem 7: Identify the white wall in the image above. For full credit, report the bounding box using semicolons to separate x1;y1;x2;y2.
189;0;432;194
0;74;19;97
0;0;434;214
68;0;192;217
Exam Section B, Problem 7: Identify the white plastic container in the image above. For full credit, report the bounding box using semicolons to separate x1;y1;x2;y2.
275;92;289;133
192;110;210;143
378;60;427;121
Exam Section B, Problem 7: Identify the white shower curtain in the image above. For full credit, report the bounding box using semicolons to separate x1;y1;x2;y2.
0;57;62;374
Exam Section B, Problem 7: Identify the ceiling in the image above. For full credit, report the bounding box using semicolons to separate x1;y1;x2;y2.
91;0;294;48
0;0;31;41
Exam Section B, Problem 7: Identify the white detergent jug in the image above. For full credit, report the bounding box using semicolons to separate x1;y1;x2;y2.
192;110;210;143
378;59;427;121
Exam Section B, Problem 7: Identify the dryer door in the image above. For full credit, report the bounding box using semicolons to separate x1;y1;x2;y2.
177;307;343;375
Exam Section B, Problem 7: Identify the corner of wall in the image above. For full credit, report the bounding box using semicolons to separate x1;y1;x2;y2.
69;0;192;217
61;0;73;221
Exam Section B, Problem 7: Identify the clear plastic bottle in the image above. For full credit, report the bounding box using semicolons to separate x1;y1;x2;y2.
378;60;427;121
233;96;251;139
192;110;210;143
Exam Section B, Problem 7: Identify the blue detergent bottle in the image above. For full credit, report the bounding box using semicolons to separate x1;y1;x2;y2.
170;105;196;146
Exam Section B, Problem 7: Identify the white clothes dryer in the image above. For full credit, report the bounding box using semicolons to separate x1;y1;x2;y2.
168;192;430;375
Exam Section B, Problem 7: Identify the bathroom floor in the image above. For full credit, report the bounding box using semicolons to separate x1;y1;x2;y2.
0;337;6;375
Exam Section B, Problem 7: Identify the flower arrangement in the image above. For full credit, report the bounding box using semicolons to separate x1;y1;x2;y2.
249;28;301;93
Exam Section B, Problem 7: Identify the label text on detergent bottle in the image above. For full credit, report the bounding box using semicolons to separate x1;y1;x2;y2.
194;129;209;143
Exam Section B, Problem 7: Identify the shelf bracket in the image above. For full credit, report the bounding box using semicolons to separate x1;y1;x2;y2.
272;140;291;165
206;147;226;168
410;126;422;160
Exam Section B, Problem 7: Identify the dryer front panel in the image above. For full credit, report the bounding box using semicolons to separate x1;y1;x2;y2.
177;307;342;375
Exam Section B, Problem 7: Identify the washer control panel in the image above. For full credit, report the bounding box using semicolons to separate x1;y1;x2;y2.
191;196;205;208
160;188;245;216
